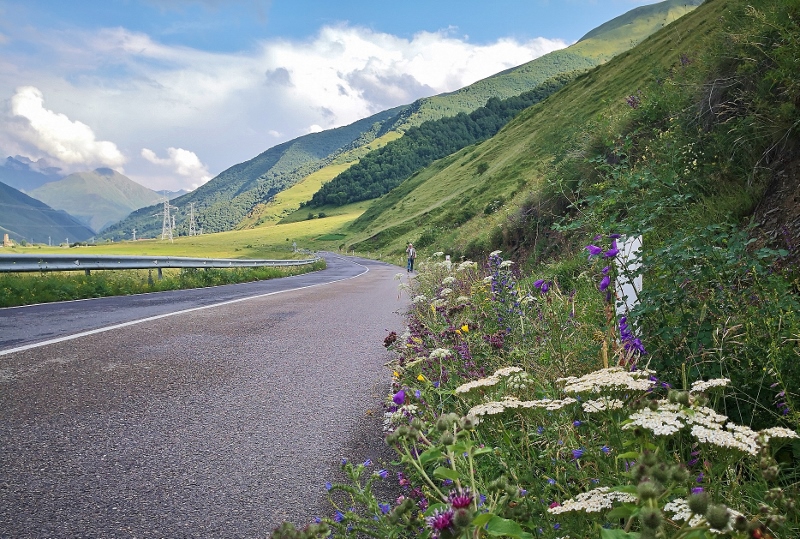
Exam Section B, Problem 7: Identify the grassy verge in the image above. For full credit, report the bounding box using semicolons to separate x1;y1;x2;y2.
0;260;326;308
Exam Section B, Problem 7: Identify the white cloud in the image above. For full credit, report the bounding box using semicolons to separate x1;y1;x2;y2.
8;86;126;169
0;23;567;191
141;147;212;189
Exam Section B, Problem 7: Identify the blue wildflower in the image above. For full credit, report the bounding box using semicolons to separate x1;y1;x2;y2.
586;244;603;257
599;275;611;291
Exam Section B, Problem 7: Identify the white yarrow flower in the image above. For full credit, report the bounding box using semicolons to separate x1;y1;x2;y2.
690;378;731;393
548;487;637;514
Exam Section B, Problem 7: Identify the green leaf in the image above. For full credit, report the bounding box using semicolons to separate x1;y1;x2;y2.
418;448;443;466
606;504;636;520
600;529;640;539
615;451;639;460
473;447;494;457
485;516;533;538
433;467;460;481
471;513;494;528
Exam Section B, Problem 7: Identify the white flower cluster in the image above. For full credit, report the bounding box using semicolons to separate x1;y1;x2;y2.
664;498;744;533
439;288;453;297
499;260;514;268
690;378;731;393
457;261;477;272
455;377;501;394
442;276;456;285
624;407;685;436
455;366;524;394
412;295;427;304
431;298;447;308
621;398;798;455
482;276;494;284
622;402;728;438
433;252;445;257
548;487;638;515
582;397;625;413
383;404;419;432
558;367;655;394
759;426;799;442
490;250;502;257
691;424;760;456
456;296;471;304
467;397;578;424
429;348;452;360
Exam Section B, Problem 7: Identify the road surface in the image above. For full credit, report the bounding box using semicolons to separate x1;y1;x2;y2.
0;253;408;538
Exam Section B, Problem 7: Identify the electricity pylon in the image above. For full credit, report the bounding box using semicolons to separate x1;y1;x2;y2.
187;202;198;236
156;199;179;242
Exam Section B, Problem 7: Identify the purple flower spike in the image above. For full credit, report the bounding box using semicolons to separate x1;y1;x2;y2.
572;448;585;460
541;282;549;293
586;244;603;257
599;275;611;291
609;233;622;239
603;240;619;258
533;279;545;289
393;389;405;405
602;266;610;275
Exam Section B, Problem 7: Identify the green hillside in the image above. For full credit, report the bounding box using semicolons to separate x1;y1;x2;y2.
29;168;164;232
308;73;578;207
0;181;95;244
98;0;698;241
344;0;724;256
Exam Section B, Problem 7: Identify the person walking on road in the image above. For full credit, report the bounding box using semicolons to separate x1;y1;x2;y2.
406;243;416;273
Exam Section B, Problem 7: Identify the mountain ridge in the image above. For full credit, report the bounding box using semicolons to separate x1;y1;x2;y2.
0;181;95;244
29;169;166;232
97;0;703;241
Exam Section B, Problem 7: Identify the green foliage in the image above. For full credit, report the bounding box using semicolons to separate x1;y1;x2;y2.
300;250;799;538
0;260;325;307
310;74;577;207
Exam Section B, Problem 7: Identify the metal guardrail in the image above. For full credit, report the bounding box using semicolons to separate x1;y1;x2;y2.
0;254;321;275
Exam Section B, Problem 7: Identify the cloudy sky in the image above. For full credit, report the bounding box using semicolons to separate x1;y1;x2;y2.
0;0;662;192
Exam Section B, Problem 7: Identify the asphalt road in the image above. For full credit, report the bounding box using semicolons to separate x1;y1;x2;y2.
0;253;408;538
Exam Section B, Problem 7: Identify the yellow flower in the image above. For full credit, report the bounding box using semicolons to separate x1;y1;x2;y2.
393;371;400;378
461;324;469;333
417;374;426;382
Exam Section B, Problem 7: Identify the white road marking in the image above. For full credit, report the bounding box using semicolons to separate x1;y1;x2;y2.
0;256;368;356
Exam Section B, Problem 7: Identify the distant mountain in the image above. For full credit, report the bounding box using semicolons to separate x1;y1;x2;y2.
163;189;189;200
0;181;95;244
0;156;63;192
98;0;702;240
29;168;165;232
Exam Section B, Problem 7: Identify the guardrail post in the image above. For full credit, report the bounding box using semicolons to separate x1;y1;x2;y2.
158;267;163;280
85;269;91;276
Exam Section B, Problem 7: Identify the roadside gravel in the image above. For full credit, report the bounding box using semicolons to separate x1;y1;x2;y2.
0;255;408;538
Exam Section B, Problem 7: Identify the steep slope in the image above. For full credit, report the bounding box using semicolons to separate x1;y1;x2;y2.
345;0;723;255
29;168;165;232
0;181;95;244
99;0;703;241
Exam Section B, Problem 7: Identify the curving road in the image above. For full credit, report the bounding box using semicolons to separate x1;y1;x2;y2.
0;253;408;538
